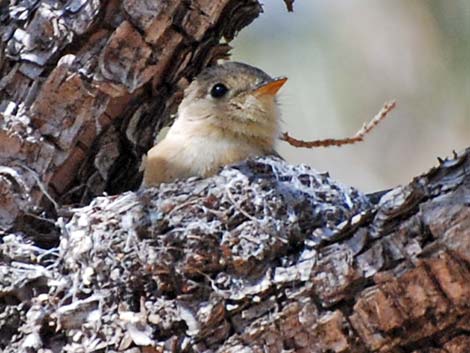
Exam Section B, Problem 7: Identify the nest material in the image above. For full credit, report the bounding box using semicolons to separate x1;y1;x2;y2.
0;156;371;352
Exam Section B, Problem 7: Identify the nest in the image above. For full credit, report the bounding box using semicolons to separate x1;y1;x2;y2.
0;156;372;352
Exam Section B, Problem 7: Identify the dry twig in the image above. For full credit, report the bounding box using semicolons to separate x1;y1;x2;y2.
280;100;396;148
283;0;295;12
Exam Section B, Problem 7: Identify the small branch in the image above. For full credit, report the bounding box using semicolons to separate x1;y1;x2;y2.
280;100;396;148
283;0;295;12
10;162;61;212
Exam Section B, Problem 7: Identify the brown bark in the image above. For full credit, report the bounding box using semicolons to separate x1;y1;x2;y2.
0;0;261;230
0;1;469;353
1;152;470;353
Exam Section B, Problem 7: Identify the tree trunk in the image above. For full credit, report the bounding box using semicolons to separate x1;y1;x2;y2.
1;1;469;353
0;0;261;229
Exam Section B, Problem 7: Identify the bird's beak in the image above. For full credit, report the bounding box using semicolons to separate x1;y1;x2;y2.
254;77;288;97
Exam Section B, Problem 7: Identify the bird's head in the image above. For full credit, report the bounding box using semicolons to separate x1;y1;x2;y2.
177;62;287;141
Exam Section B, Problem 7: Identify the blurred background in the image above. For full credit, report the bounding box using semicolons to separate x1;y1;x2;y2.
232;1;470;192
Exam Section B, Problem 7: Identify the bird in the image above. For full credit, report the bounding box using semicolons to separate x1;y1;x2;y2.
142;61;287;187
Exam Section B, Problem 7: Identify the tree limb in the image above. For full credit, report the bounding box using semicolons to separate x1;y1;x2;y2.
1;151;469;352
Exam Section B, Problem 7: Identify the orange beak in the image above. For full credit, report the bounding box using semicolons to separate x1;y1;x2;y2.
254;77;287;96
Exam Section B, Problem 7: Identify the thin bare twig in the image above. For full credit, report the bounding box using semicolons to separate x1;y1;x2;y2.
283;0;295;12
10;162;61;212
280;100;396;148
225;183;258;222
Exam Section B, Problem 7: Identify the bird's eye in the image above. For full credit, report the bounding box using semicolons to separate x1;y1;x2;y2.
210;83;229;98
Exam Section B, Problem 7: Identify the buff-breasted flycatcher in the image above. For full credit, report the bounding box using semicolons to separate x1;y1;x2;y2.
142;62;287;187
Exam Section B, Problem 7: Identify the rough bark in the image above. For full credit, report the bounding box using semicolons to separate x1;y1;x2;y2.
1;152;470;353
0;0;262;230
1;1;469;353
